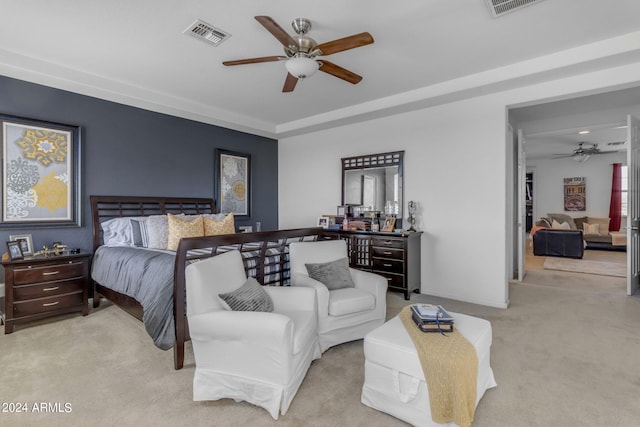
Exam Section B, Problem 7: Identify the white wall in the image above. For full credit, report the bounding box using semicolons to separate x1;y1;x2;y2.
528;152;626;222
279;47;640;309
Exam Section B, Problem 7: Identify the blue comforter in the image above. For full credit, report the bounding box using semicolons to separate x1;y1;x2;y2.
91;246;176;350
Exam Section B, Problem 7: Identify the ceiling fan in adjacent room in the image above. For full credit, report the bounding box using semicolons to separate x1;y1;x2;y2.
222;16;374;92
553;142;621;163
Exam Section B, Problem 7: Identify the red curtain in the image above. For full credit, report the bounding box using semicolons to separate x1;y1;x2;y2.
609;163;622;232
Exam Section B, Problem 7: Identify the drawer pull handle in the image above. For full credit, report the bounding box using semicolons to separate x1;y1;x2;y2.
383;263;392;267
42;301;60;307
386;278;392;281
43;286;60;292
42;271;60;276
383;241;393;245
383;251;393;255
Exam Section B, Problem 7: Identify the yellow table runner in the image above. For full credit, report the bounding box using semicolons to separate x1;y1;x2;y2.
399;306;478;427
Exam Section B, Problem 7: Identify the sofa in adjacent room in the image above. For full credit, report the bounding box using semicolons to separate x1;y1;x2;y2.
532;228;584;259
534;213;626;252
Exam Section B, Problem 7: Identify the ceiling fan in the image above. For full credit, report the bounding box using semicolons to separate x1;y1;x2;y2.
553;142;620;163
222;16;374;92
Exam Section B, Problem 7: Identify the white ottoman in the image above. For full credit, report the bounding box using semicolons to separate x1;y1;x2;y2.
361;313;497;427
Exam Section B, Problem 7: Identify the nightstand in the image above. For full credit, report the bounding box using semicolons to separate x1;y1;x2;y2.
2;252;92;334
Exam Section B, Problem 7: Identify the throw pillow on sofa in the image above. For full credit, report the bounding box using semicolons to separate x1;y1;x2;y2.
551;219;571;230
587;217;610;235
547;213;576;229
583;223;600;235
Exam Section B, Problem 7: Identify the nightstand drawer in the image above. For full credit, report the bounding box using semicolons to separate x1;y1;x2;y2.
371;247;404;260
13;261;85;285
13;292;84;317
13;279;84;301
372;257;404;274
371;238;404;250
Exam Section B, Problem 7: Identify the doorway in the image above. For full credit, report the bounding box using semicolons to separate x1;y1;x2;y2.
509;87;640;294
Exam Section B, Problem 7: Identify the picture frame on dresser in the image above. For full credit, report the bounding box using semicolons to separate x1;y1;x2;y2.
382;216;396;232
215;149;251;217
9;233;33;256
0;114;82;228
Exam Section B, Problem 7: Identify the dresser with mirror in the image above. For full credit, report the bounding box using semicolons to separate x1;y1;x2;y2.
319;150;422;300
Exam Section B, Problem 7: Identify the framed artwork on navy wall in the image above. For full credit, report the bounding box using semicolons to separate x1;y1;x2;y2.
0;114;82;228
215;149;251;217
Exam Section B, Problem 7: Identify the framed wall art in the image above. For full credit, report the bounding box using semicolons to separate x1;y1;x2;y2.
563;176;586;211
1;114;81;228
215;149;251;217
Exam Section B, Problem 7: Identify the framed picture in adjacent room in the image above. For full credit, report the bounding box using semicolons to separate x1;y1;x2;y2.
0;114;82;228
215;149;251;217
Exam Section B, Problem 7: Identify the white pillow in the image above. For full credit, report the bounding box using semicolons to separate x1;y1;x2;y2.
551;219;571;230
583;223;600;235
146;215;170;249
101;217;146;246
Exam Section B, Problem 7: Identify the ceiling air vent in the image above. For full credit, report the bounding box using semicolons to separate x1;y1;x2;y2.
485;0;546;18
184;20;230;46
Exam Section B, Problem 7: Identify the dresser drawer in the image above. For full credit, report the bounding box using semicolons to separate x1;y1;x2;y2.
13;261;85;285
371;246;404;260
13;279;84;301
13;292;84;317
373;258;404;274
375;271;405;290
371;238;404;250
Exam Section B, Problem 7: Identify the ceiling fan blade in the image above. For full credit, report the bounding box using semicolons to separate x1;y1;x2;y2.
316;32;374;56
592;150;619;154
283;73;298;92
318;60;363;84
255;16;297;49
223;56;286;66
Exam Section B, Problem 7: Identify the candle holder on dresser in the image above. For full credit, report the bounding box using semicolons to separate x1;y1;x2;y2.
407;200;418;232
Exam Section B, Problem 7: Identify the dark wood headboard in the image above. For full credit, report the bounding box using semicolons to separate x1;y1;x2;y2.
90;195;215;251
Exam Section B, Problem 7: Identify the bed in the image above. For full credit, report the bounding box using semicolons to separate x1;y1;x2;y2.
90;195;323;369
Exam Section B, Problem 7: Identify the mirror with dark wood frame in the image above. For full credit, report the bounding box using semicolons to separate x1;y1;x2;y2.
341;151;404;228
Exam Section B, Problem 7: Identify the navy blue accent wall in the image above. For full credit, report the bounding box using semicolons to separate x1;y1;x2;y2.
0;75;278;254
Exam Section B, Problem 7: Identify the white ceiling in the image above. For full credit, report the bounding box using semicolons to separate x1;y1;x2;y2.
2;1;640;139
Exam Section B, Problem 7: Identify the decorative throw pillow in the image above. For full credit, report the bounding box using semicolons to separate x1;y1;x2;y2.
305;257;354;290
583;223;600;235
573;216;588;232
547;213;576;229
551;219;571;230
167;214;204;250
218;277;274;312
204;213;235;236
146;215;170;249
587;217;611;235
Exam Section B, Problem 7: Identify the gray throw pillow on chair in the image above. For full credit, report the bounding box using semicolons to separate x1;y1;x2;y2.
218;277;274;312
305;257;355;290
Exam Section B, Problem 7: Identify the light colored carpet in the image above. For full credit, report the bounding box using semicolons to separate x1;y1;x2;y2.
543;256;626;277
2;280;640;426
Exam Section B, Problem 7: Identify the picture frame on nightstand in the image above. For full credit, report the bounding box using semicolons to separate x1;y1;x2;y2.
6;241;23;260
9;233;33;256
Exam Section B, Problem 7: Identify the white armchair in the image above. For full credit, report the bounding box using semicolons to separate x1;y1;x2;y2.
185;250;321;420
289;239;387;352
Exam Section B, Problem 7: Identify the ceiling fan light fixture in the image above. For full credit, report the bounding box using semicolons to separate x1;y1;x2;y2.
573;153;590;163
285;56;319;79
